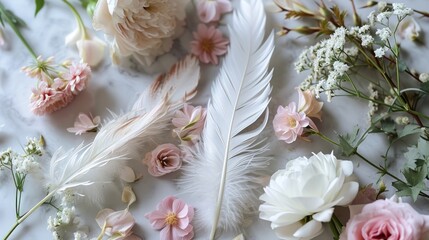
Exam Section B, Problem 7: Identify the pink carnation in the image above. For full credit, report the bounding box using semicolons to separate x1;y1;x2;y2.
196;0;232;23
143;144;182;177
341;197;429;240
145;196;194;240
191;24;229;65
273;102;315;143
30;81;74;115
63;62;91;95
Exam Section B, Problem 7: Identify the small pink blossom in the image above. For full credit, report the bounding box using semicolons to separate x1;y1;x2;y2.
297;88;323;120
145;196;194;240
96;208;141;240
172;104;206;143
341;197;429;240
196;0;232;23
30;81;74;115
67;113;100;135
191;24;229;65
143;144;182;177
63;62;91;95
273;102;316;143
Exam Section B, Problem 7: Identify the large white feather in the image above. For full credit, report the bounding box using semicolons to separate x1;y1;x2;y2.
46;56;200;203
179;1;274;239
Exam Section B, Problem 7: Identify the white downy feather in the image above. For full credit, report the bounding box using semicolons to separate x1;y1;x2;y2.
179;1;274;239
46;56;200;203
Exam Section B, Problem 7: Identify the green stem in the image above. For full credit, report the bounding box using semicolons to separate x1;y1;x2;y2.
62;0;87;39
3;191;56;240
0;3;37;60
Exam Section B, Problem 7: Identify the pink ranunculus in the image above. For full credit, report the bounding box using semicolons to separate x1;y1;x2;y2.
341;197;429;240
172;104;206;143
145;196;194;240
96;208;140;240
196;0;232;23
273;102;315;143
143;144;182;177
190;24;229;65
67;113;100;135
30;81;74;115
297;88;323;120
63;62;91;95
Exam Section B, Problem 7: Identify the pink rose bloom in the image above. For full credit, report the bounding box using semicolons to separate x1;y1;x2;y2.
172;104;206;143
30;81;74;115
63;62;91;95
96;208;141;240
143;144;182;177
145;196;194;240
196;0;232;23
273;102;316;143
341;197;429;240
191;24;229;65
297;88;323;120
67;112;100;135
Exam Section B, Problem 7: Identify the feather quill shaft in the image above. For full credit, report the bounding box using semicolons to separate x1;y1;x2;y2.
179;1;274;239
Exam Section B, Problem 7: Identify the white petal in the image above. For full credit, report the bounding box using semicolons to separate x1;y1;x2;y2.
77;38;106;67
312;208;334;222
338;160;353;176
336;181;359;206
65;26;83;47
119;166;136;183
293;219;323;238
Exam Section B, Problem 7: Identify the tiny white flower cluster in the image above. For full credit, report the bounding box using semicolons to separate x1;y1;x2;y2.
0;148;15;167
368;83;379;118
24;137;43;156
395;116;410;125
368;1;413;26
295;27;350;101
47;190;87;240
374;46;389;58
13;156;40;174
419;73;429;82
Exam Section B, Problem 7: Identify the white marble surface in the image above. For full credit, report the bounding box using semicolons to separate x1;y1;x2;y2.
0;0;429;240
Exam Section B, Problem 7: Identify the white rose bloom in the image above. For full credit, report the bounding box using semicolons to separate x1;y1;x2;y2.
259;152;358;240
92;0;189;66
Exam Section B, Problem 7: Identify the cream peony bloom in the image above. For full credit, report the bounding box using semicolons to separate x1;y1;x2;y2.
92;0;189;66
259;152;358;240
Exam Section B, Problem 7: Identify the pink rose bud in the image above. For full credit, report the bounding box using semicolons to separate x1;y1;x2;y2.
143;144;182;177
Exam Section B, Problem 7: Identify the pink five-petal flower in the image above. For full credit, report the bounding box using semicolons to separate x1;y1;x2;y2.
143;144;182;177
96;208;140;240
273;102;317;143
30;81;74;115
145;196;194;240
196;0;232;23
67;112;100;135
340;197;429;240
172;104;207;143
191;24;229;65
63;62;91;95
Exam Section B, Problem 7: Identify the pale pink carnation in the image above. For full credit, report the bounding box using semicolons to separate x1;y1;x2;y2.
341;197;429;240
273;102;316;143
96;208;141;240
145;196;194;240
143;144;182;177
63;62;91;95
196;0;232;23
172;104;206;143
67;113;100;135
191;24;229;65
30;81;74;115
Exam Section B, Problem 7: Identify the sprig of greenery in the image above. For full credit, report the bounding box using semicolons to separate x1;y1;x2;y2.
79;0;98;17
34;0;45;16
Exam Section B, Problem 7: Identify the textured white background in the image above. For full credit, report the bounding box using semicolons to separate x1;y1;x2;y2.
0;0;428;239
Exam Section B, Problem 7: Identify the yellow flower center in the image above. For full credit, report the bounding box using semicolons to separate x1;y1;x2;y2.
288;117;297;128
201;38;215;53
165;212;178;225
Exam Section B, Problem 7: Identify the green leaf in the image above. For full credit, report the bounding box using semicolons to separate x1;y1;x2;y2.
397;125;421;139
80;0;98;16
34;0;45;16
338;127;362;156
380;118;396;135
